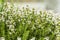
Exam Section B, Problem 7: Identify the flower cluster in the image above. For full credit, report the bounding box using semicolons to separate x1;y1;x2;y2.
0;3;60;40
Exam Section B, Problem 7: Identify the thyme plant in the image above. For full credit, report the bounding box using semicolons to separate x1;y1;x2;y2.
0;2;60;40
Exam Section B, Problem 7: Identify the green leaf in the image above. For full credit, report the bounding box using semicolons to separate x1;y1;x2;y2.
22;31;30;40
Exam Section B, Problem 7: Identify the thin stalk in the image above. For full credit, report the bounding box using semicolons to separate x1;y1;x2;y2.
0;0;4;12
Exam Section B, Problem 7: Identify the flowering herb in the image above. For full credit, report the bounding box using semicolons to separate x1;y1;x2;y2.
0;3;60;40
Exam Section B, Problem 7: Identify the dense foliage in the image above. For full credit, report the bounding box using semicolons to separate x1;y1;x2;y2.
0;3;60;40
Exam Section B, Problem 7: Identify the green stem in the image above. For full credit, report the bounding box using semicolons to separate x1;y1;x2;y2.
0;0;4;12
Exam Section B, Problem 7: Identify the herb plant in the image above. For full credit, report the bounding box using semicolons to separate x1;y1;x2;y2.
0;2;60;40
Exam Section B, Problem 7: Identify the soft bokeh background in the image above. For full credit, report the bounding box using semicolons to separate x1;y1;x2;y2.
5;0;60;13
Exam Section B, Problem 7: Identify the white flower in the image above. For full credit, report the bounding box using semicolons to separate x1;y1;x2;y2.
0;16;5;22
11;29;15;32
9;25;14;30
30;37;35;40
48;28;51;32
9;32;12;35
31;25;36;29
22;22;25;25
24;19;26;21
6;20;10;24
18;19;21;22
44;37;49;40
13;22;16;26
27;21;31;24
17;37;21;40
8;16;13;19
54;29;59;34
